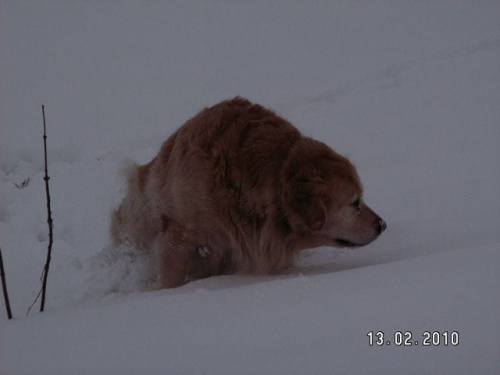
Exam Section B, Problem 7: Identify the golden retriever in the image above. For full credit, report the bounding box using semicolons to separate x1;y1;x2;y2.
111;97;386;288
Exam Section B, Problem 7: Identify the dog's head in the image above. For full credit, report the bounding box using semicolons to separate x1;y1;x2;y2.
283;139;386;248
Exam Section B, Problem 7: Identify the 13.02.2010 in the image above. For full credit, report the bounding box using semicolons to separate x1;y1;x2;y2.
367;331;459;347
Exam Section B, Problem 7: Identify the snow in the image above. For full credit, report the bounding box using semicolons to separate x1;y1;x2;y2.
1;1;499;374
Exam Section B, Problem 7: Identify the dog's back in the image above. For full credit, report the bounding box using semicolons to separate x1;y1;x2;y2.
146;98;303;273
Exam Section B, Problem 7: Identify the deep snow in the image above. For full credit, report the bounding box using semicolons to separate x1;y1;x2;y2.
1;1;499;374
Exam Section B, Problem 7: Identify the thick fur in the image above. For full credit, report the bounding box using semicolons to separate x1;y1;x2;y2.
111;97;386;288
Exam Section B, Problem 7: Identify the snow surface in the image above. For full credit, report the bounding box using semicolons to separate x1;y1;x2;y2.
1;1;499;374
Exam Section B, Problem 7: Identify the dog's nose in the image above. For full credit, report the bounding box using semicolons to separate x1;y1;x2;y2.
376;218;387;234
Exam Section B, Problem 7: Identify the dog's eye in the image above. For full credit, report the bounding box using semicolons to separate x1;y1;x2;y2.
351;198;360;208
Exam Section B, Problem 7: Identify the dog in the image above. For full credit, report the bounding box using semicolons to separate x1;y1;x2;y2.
111;97;386;288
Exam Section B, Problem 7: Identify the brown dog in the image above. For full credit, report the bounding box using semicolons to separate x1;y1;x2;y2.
111;97;386;288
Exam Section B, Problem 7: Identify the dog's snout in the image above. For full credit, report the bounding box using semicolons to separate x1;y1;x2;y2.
376;218;387;234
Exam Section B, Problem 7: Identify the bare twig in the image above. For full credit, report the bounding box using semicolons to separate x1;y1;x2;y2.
26;285;43;316
39;105;54;312
26;106;55;316
0;246;13;319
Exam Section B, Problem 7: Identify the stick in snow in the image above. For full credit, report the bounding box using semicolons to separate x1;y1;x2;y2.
0;246;13;320
27;105;55;316
39;104;54;312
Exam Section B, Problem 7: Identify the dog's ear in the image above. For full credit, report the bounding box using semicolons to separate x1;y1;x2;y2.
288;176;328;232
303;201;327;232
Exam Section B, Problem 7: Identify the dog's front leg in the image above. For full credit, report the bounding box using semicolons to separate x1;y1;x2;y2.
154;219;191;289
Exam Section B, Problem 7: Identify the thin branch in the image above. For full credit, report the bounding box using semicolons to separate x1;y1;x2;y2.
40;104;54;312
0;246;13;319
